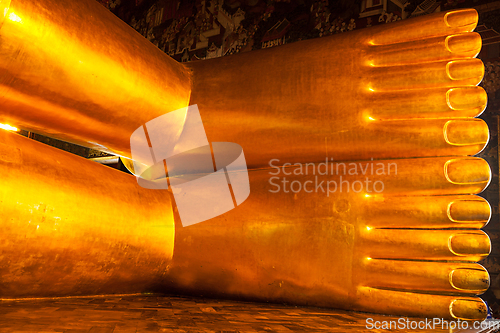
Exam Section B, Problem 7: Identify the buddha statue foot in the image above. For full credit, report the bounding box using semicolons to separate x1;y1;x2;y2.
167;156;491;321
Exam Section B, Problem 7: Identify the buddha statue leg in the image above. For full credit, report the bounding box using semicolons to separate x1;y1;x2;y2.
0;130;175;297
0;0;191;156
0;0;491;321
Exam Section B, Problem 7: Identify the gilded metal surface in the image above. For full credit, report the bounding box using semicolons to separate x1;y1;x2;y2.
0;1;488;165
0;0;493;321
168;157;491;320
0;0;191;156
0;131;175;296
187;12;488;168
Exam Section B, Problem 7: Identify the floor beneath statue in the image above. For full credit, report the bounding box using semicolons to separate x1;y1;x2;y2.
0;294;497;333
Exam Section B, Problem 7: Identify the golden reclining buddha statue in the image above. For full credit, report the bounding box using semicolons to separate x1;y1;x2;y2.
0;0;492;321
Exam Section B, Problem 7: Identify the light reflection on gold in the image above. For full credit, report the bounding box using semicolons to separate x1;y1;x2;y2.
7;12;20;23
0;123;18;131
